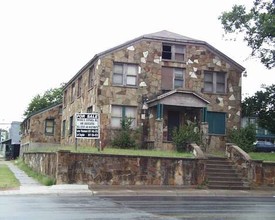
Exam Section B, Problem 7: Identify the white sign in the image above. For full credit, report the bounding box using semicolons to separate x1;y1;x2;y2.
75;113;100;139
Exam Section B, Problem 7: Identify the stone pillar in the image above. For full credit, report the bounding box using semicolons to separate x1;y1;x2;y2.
154;119;163;150
200;122;209;152
56;150;71;184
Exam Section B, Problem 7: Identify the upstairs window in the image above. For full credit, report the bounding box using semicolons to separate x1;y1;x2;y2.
87;106;93;113
174;68;185;89
89;65;95;88
63;90;67;106
112;63;138;86
77;76;82;97
162;44;185;61
204;71;226;94
45;119;54;135
71;82;76;102
161;67;185;90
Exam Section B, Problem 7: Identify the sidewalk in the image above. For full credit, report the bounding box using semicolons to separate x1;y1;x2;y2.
90;185;275;197
0;160;92;195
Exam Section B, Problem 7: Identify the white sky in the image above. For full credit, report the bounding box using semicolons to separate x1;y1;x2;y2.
0;0;274;129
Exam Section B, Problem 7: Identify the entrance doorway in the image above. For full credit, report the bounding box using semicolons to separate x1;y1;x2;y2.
168;111;180;141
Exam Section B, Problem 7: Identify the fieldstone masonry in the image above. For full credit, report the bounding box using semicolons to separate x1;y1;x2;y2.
226;143;275;187
61;31;244;151
23;151;206;187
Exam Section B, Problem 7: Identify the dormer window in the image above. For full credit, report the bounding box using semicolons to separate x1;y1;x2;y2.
162;44;185;61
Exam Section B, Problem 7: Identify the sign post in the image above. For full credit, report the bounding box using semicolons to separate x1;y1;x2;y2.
75;113;100;150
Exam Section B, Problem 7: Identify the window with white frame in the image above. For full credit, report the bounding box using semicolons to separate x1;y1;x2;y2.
161;67;185;90
174;68;185;89
111;105;137;128
162;44;185;61
112;63;138;86
204;71;226;93
45;119;54;135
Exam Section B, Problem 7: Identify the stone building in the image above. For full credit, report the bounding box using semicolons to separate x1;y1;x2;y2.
21;103;62;151
61;30;245;151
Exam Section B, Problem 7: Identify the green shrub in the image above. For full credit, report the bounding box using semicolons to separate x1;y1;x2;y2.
228;124;256;152
172;123;201;152
111;117;136;149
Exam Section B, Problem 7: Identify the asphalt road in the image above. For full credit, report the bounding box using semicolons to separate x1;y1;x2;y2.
103;195;275;220
1;194;275;220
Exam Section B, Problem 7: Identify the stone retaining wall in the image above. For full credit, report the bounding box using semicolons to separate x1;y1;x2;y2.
226;143;275;187
23;151;206;187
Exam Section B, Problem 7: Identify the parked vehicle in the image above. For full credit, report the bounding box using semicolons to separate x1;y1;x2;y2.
253;141;275;152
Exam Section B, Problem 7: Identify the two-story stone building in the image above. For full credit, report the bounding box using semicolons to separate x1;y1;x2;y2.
61;30;245;151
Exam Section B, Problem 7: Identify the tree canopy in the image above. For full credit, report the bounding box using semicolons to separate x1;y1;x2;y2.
219;0;275;69
242;84;275;134
23;83;65;117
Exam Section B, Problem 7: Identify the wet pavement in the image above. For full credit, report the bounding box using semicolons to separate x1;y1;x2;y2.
0;158;92;196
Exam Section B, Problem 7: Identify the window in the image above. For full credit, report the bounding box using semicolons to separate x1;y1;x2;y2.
45;119;54;135
71;82;76;102
77;76;82;97
63;90;67;106
69;115;74;136
89;65;95;88
62;120;66;137
111;105;137;128
204;71;226;93
174;68;185;89
161;67;185;90
112;63;138;86
162;44;185;61
87;106;93;113
207;111;226;135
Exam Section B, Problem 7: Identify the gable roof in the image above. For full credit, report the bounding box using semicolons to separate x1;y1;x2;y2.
64;30;245;89
21;102;62;123
147;89;210;108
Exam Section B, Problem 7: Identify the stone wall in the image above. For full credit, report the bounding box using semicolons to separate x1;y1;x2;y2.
23;151;206;187
226;143;275;187
23;152;56;179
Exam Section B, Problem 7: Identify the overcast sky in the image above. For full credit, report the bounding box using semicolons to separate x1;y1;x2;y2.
0;0;274;129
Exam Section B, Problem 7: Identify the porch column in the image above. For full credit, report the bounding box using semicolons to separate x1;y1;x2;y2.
154;119;163;149
200;122;209;152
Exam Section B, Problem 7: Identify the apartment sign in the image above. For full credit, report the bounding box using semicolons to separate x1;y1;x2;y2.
75;113;100;139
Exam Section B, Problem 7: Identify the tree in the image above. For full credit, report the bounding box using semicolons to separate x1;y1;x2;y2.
219;0;275;69
228;124;256;152
23;83;65;117
242;84;275;133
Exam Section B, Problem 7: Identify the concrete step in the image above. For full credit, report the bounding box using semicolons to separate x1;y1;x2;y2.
205;156;249;190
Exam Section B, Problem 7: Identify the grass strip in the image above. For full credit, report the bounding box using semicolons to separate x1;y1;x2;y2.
14;159;56;186
0;164;20;189
28;146;193;158
249;152;275;162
